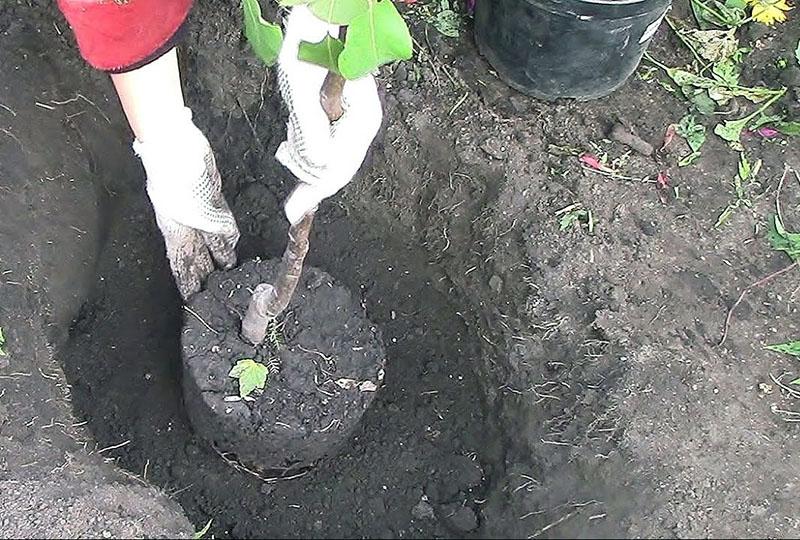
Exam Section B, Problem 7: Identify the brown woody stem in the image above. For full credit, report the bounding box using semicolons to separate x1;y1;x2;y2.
320;71;346;122
242;212;315;344
241;68;346;345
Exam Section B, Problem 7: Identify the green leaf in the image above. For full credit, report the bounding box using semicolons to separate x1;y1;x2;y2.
689;91;718;114
309;0;370;24
0;327;6;356
715;204;735;228
667;68;716;89
676;114;707;153
711;59;740;87
338;0;413;80
748;113;784;131
765;340;800;357
299;35;345;73
193;519;213;540
558;209;589;231
228;359;269;398
243;0;284;66
737;153;750;181
433;8;461;38
713;118;747;143
713;90;785;146
791;378;800;385
768;214;800;262
775;121;800;136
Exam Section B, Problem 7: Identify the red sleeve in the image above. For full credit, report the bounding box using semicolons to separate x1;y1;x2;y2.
56;0;194;72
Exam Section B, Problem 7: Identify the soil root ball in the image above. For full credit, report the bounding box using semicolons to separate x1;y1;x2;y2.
181;259;386;470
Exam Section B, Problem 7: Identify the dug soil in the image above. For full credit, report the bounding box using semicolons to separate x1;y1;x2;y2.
1;0;799;539
182;259;386;470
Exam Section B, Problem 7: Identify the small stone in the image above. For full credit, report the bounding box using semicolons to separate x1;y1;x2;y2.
758;382;773;395
480;138;508;160
489;275;503;293
411;496;435;520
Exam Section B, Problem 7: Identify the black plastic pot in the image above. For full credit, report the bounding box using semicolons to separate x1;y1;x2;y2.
475;0;671;100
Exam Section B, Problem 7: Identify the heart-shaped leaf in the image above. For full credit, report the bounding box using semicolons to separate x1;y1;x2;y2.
243;0;284;66
299;35;345;73
309;0;370;24
765;340;800;357
338;0;412;80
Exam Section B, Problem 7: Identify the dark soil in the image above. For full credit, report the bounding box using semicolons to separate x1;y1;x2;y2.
0;4;194;538
182;259;386;470
2;0;799;539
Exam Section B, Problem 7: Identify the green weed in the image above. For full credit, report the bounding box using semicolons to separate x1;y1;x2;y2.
715;153;761;227
675;114;707;166
419;0;463;37
229;359;269;399
556;203;594;234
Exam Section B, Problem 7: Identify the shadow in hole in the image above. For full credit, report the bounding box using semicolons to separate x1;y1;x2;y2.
61;170;502;538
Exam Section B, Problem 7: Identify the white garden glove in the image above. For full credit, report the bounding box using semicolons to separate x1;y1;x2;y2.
133;107;240;300
276;6;383;225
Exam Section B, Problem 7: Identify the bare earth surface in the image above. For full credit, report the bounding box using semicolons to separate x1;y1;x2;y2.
0;0;798;538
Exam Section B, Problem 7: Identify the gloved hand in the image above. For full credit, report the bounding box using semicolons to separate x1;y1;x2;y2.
276;6;383;225
133;107;240;300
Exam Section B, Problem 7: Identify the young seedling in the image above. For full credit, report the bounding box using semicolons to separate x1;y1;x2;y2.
238;0;412;345
229;358;270;399
555;203;594;234
0;327;6;356
715;152;761;228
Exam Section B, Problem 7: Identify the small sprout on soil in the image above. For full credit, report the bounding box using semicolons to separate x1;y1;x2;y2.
675;114;706;166
0;327;6;356
715;153;761;227
229;359;269;399
193;519;213;540
266;318;286;350
556;203;594;234
765;340;800;357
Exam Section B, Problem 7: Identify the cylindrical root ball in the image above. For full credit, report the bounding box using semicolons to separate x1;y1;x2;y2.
181;259;385;470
